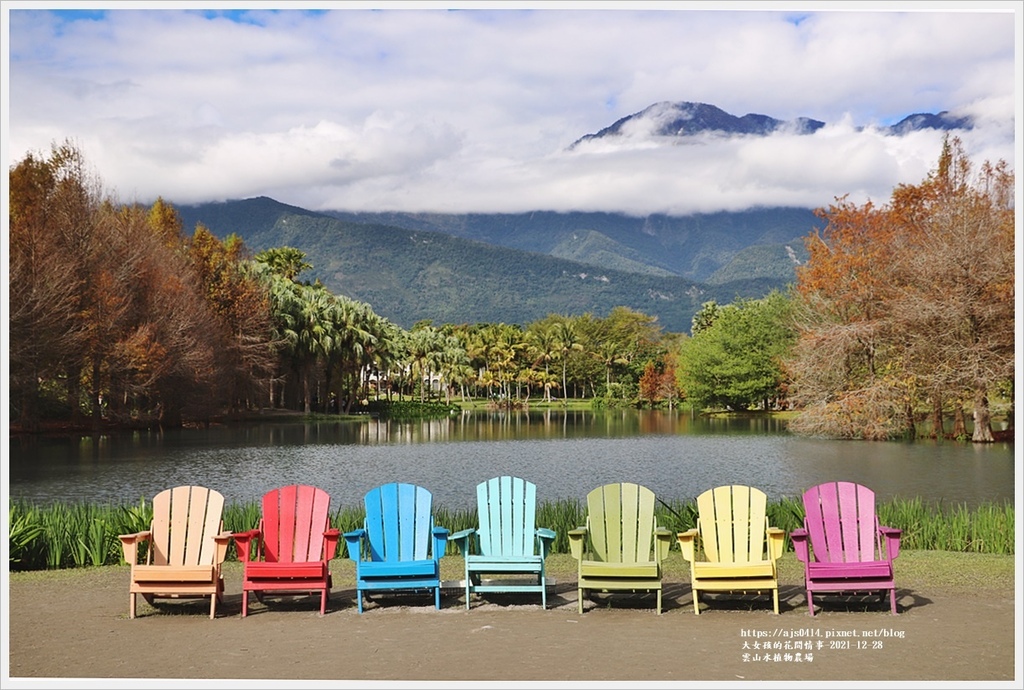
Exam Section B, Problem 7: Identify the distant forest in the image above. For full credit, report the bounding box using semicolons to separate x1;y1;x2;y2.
9;137;1014;443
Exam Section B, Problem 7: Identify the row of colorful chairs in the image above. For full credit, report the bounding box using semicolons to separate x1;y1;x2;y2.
119;478;900;619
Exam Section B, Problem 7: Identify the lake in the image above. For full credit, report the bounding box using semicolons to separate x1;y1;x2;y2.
6;409;1016;510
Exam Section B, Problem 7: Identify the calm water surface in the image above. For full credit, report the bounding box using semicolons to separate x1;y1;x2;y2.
7;410;1015;510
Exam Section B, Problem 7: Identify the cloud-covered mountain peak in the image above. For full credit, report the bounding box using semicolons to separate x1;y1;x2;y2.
570;100;972;150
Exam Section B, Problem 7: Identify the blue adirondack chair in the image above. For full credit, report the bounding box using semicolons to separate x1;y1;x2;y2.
344;483;449;613
448;476;557;610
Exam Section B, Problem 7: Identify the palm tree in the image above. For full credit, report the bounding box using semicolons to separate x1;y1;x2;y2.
554;318;584;401
526;322;560;402
406;326;444;402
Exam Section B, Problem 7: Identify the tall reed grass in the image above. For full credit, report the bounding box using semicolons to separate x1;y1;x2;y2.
8;495;1014;572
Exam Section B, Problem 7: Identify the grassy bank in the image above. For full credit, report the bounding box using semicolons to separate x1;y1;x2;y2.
9;495;1015;572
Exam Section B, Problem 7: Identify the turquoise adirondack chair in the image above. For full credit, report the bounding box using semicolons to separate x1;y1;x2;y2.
344;483;449;613
448;476;557;610
568;482;673;614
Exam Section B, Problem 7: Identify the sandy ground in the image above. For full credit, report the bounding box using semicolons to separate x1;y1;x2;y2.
4;559;1019;689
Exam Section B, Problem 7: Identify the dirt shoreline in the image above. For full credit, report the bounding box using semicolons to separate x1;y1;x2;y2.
4;559;1019;688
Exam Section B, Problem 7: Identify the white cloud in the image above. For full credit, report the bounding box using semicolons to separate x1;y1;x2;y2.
4;3;1018;216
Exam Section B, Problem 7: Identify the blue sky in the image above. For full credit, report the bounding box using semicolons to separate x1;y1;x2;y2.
2;2;1019;216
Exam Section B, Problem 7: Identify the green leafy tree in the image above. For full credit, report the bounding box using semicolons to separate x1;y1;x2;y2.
678;292;796;410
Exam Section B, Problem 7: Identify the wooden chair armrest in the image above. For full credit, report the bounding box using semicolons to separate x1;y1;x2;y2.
432;526;450;559
790;527;811;563
448;528;476;557
880;526;902;560
568;527;586;561
117;530;152;544
766;527;786;561
654;528;673;562
118;530;152;564
323;528;342;561
210;532;233;563
535;528;557;558
676;529;698;562
343;529;366;561
231;529;261;562
448;527;475;542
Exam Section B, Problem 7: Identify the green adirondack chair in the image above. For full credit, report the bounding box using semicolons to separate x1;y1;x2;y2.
448;476;556;610
677;484;785;615
568;482;673;614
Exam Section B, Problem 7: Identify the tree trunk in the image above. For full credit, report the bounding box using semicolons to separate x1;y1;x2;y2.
952;401;967;438
972;387;994;443
930;395;944;438
903;401;916;439
91;359;103;431
159;398;183;429
67;363;83;425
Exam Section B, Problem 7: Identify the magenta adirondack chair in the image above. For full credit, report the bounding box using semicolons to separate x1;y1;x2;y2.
791;481;902;616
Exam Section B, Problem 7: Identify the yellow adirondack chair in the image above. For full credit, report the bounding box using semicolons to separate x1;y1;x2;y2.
568;482;673;614
118;485;232;619
677;484;785;615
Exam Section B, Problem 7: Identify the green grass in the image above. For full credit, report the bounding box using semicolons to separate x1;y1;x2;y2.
9;495;1015;572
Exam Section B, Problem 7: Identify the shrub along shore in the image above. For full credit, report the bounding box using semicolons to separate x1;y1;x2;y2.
8;494;1014;572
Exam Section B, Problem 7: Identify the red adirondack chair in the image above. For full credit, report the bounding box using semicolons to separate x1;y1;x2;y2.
232;484;341;617
791;481;902;616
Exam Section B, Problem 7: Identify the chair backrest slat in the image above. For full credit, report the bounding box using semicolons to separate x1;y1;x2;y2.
697;485;769;564
261;485;331;563
478;476;537;557
587;483;655;564
151;486;224;567
803;481;879;563
365;483;434;562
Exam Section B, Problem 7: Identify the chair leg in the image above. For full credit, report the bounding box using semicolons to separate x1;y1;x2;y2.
657;589;662;615
129;592;136;620
241;590;248;618
889;588;898;615
209;593;217;619
357;589;364;614
692;588;700;615
577;587;584;614
807;590;815;616
772;587;779;615
541;574;547;610
435;585;441;610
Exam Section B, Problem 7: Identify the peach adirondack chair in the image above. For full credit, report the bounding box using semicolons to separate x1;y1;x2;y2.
232;484;341;617
791;481;902;615
118;485;232;619
568;482;673;614
677;484;785;614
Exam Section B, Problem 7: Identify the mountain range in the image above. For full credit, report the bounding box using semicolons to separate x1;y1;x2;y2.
174;102;969;333
570;101;972;148
176;197;814;333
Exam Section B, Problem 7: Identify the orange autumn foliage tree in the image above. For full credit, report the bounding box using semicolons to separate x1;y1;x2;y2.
787;138;1014;441
8;142;278;430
